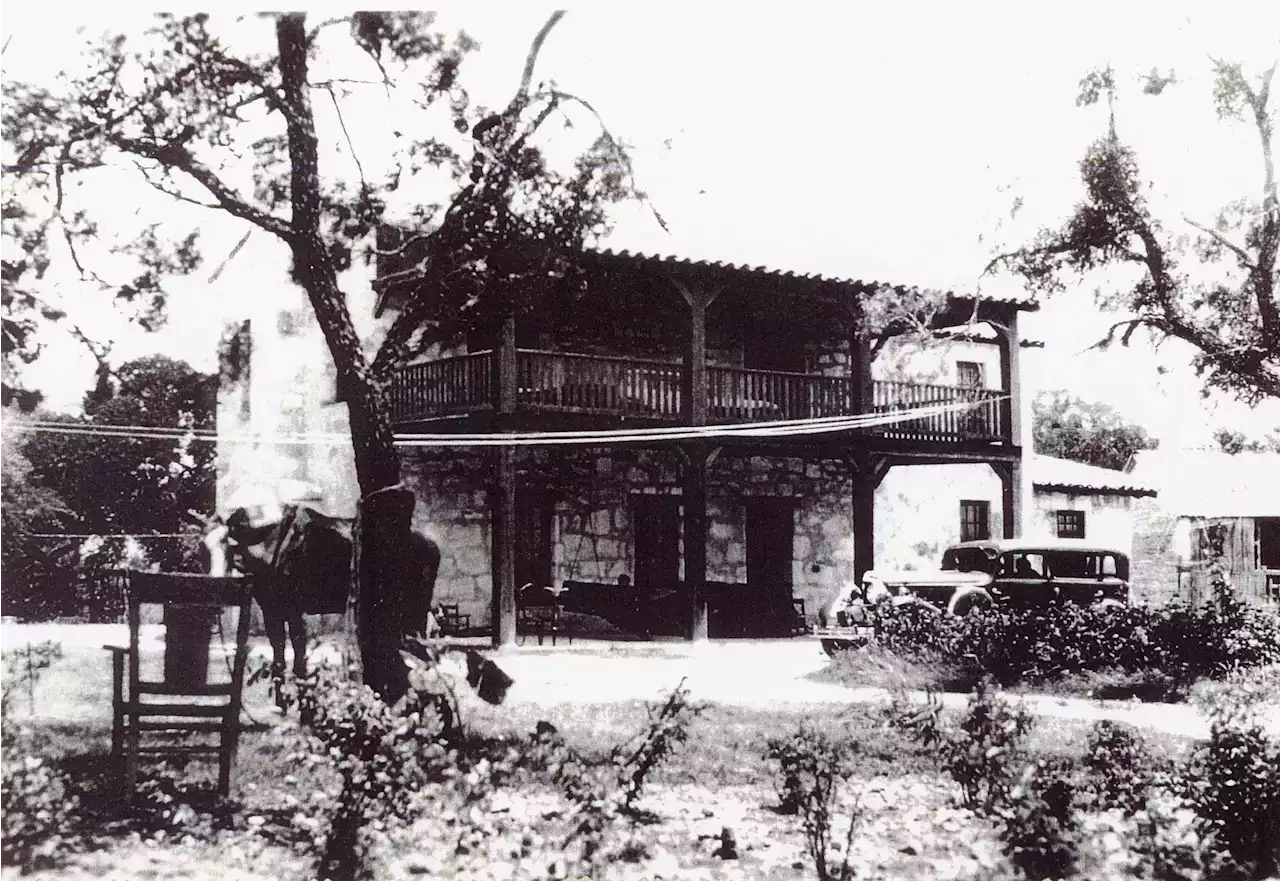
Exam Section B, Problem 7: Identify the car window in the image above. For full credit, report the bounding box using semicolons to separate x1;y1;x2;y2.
943;548;996;574
1002;552;1046;578
1047;551;1093;579
1100;555;1118;577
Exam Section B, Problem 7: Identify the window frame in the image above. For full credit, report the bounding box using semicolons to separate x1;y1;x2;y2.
1055;509;1086;539
959;499;991;543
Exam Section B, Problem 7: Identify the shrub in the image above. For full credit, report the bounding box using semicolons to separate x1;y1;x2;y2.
945;677;1037;814
286;661;455;881
1;642;78;872
1180;699;1280;880
1083;721;1155;816
536;680;705;875
863;592;1280;696
888;676;1036;816
765;722;859;881
999;757;1081;881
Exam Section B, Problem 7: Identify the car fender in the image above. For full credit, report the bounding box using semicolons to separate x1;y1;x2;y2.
947;586;994;617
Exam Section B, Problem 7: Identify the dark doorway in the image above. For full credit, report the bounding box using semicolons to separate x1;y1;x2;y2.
633;494;682;635
515;490;554;598
746;497;797;636
1257;518;1280;570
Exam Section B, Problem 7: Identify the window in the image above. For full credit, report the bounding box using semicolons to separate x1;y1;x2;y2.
1002;552;1047;579
956;360;984;388
1056;510;1086;539
959;500;990;542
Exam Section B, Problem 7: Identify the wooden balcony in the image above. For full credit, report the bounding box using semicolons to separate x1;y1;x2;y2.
390;349;1009;443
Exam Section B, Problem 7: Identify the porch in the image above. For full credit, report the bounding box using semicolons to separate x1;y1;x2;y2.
391;348;1009;443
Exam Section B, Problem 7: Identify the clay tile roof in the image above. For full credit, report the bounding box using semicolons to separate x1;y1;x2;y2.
1030;454;1157;498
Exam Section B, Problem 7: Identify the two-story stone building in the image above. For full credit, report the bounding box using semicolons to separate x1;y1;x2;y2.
216;240;1038;643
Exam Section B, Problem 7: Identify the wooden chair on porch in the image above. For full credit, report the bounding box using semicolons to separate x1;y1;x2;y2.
103;572;254;803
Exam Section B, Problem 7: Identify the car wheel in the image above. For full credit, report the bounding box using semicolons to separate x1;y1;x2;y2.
950;591;993;617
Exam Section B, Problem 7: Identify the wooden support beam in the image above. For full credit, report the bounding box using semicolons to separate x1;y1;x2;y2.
850;449;891;583
681;442;711;642
671;280;723;428
490;312;519;648
991;459;1023;540
849;305;874;415
995;315;1022;448
490;444;518;648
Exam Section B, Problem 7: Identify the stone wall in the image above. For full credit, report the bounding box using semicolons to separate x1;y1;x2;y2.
399;448;858;627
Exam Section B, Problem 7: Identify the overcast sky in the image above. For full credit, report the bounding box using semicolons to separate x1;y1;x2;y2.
4;2;1279;448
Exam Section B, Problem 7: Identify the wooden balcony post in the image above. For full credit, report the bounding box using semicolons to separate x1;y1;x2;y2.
672;279;723;426
495;316;517;415
996;313;1021;447
849;300;874;415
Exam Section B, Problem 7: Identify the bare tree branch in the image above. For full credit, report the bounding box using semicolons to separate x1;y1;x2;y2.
108;135;294;241
1182;215;1255;267
323;83;367;190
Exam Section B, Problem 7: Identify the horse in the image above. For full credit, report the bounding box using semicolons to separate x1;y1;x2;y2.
202;503;441;706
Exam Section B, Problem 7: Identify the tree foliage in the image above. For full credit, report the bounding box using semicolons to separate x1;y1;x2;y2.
0;411;75;590
1003;59;1280;404
19;356;216;571
1032;390;1158;470
1212;426;1280;455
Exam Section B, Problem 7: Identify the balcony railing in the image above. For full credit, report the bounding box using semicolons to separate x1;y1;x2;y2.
391;349;1009;443
389;350;494;423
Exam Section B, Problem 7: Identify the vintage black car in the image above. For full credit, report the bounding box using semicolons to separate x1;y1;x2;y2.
813;539;1131;656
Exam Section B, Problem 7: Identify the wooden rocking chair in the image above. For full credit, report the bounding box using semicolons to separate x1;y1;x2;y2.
103;572;255;803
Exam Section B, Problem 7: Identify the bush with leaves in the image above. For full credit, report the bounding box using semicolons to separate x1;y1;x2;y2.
1000;757;1081;880
284;661;456;881
887;676;1036;816
765;722;860;881
0;642;79;872
1179;695;1280;881
863;591;1280;697
1082;720;1156;816
533;680;705;874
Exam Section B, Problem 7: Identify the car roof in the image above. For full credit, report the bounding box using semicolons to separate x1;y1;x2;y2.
948;539;1129;558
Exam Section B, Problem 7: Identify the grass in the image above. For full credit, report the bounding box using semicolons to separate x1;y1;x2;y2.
3;630;1211;881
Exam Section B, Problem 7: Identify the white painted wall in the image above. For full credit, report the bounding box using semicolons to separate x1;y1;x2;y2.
1027;491;1137;557
874;463;1005;570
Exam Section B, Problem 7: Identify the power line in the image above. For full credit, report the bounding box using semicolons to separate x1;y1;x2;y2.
11;395;1008;448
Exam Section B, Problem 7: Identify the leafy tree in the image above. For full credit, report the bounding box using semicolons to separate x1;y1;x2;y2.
1032;390;1158;470
1002;59;1279;404
1212;426;1280;455
21;355;216;571
1;11;654;699
1;410;76;616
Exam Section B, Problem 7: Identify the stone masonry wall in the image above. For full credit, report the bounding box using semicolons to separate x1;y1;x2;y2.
400;448;857;627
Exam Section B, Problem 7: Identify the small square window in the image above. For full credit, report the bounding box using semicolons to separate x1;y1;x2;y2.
1056;510;1086;539
960;500;990;542
957;360;984;388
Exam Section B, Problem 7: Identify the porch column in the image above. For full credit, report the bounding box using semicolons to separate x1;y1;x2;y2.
992;460;1023;540
672;279;721;643
490;316;518;648
681;443;711;642
851;449;891;583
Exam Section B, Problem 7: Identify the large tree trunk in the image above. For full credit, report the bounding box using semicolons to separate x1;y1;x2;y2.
277;14;412;700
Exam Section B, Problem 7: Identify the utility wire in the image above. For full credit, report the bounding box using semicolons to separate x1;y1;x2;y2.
12;396;1008;448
